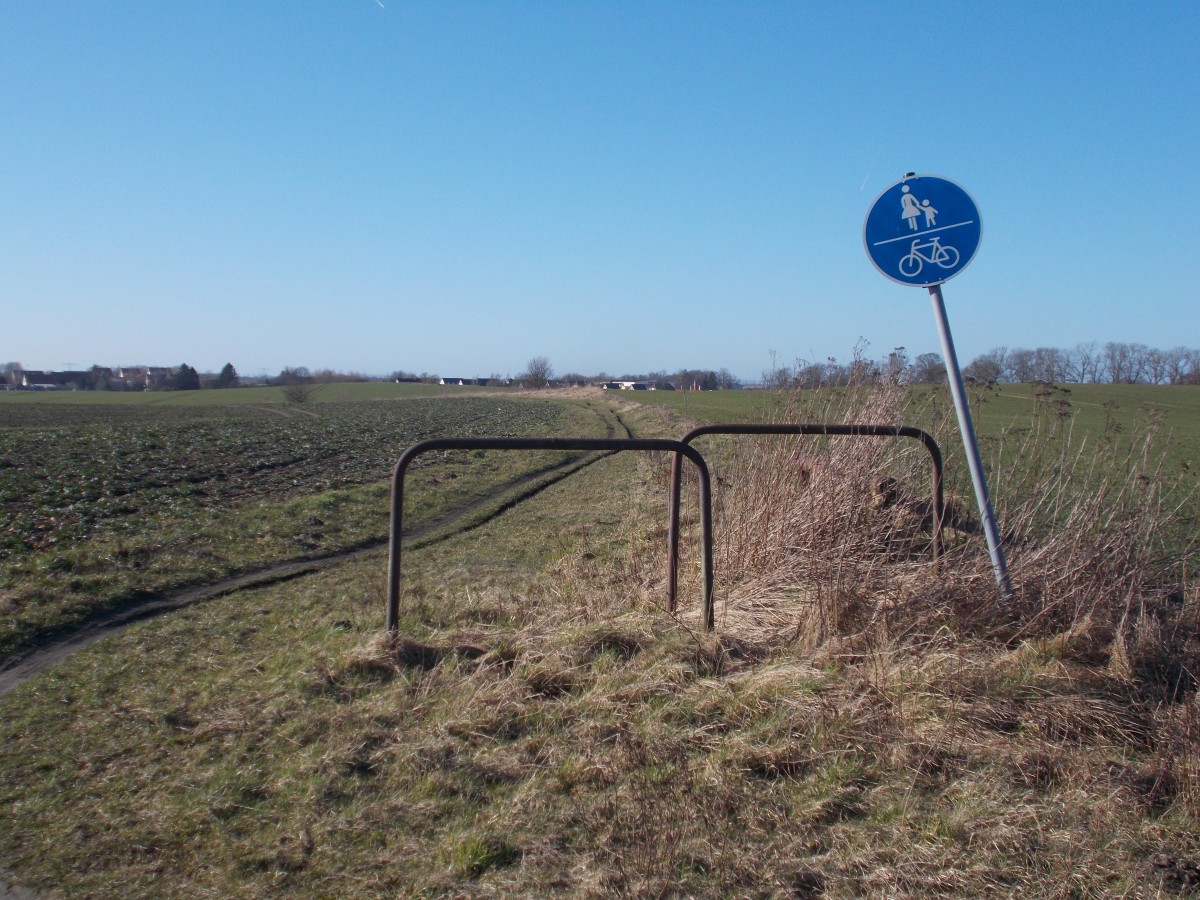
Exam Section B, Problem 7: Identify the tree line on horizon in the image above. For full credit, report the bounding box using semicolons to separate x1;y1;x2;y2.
0;362;380;393
761;341;1200;388
2;362;241;392
6;340;1199;394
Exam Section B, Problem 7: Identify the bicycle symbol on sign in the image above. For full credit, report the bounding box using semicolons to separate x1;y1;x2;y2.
899;236;960;277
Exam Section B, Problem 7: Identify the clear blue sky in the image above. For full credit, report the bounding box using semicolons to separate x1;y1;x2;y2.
4;1;1197;382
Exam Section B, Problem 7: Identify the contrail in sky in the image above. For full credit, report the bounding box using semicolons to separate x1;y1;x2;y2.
374;0;385;7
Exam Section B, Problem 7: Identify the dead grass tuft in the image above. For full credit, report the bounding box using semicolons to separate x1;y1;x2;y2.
1028;693;1155;748
4;388;1198;896
575;627;645;662
369;632;486;672
684;383;1199;708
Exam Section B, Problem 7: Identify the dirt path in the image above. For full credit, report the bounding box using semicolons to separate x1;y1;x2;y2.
0;444;622;699
0;549;384;699
0;401;635;899
0;872;39;899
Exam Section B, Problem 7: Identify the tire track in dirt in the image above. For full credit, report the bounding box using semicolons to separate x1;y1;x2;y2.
0;871;38;899
0;405;633;698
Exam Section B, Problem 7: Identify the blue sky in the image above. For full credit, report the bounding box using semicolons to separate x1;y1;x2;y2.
3;1;1197;382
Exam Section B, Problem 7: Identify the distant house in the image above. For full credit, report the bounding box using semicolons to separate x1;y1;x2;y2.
19;370;87;389
113;367;147;389
145;367;177;390
439;377;490;386
601;381;671;391
105;366;177;390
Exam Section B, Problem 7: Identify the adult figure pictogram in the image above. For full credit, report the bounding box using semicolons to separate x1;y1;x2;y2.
900;184;922;230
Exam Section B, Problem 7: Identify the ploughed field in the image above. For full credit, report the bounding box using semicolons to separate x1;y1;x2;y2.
0;394;575;662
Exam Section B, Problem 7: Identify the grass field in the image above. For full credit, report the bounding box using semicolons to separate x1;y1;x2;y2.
1;385;1198;896
639;382;1200;536
0;389;621;663
0;381;501;405
636;382;1200;455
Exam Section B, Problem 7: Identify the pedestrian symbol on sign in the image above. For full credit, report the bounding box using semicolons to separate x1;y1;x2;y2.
862;173;1012;601
864;175;981;287
900;184;939;231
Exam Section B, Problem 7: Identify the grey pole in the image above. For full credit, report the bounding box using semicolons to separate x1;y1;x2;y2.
928;283;1013;598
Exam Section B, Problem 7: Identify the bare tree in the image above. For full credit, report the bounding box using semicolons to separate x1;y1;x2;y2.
520;357;553;389
1145;348;1170;385
1102;342;1151;383
1128;343;1150;384
1164;347;1194;385
1066;342;1099;383
964;347;1007;383
762;363;792;389
793;362;824;388
910;352;947;384
278;366;316;402
1008;348;1036;383
884;347;909;385
1031;347;1067;383
1183;349;1200;385
761;350;790;389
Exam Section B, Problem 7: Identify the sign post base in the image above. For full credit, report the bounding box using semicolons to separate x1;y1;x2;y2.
929;283;1013;599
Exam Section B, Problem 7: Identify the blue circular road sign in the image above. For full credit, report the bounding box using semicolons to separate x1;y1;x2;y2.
864;175;981;287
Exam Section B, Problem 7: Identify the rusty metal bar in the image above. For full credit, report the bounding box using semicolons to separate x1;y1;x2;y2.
666;424;944;610
388;437;716;633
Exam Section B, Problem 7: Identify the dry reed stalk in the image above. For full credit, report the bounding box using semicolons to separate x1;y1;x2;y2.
695;383;945;645
667;380;1198;698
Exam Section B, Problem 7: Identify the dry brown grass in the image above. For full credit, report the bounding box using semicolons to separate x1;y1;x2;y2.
2;390;1198;896
682;383;1199;688
458;380;1200;894
633;380;1200;892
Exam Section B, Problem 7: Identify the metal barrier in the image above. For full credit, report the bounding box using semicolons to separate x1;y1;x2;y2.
388;437;717;632
666;424;944;610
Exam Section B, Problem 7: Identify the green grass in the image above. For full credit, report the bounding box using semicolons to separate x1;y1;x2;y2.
636;382;1200;455
637;382;1200;537
0;393;617;662
963;382;1200;469
929;384;1200;554
2;416;1197;896
627;387;788;424
0;381;508;406
1;390;1197;896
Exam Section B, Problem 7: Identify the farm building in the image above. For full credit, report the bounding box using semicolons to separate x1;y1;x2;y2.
600;381;674;391
15;370;89;389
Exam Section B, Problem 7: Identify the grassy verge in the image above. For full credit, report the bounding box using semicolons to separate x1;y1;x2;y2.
1;393;1197;896
639;382;1200;556
636;383;1200;470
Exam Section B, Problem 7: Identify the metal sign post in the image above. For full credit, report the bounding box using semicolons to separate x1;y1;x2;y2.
928;283;1013;597
864;174;1013;598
